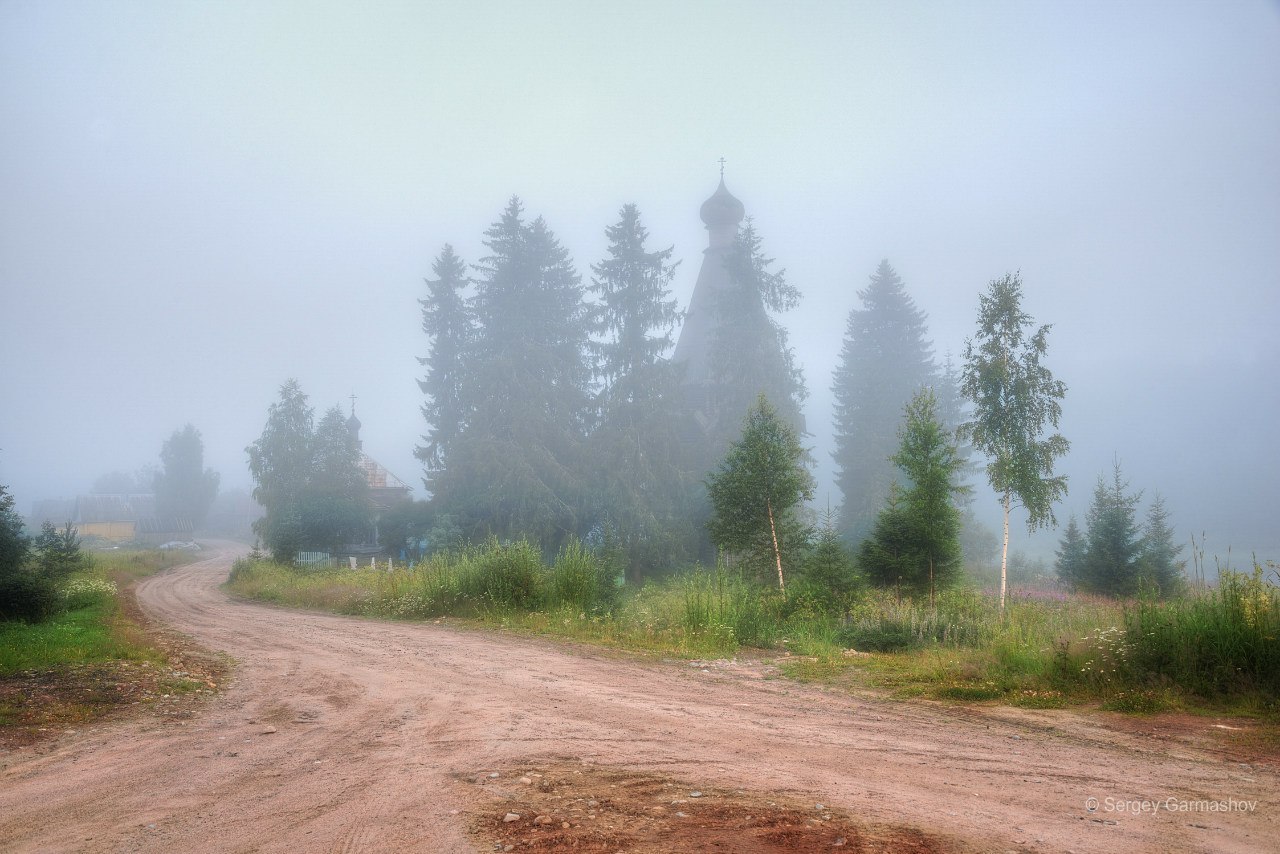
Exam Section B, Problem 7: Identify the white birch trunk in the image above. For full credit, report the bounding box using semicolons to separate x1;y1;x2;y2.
767;498;786;597
1000;491;1011;612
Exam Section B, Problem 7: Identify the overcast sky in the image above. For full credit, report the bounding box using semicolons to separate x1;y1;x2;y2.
2;1;1277;564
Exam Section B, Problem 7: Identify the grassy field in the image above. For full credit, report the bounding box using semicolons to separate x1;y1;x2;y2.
226;542;1279;718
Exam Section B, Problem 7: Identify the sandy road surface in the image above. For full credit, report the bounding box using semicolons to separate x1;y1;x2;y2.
1;542;1274;853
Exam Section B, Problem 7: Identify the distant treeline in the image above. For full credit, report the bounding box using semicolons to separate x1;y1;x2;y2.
410;198;969;582
244;194;1183;602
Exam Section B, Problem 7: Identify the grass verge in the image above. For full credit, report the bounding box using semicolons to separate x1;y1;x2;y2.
225;546;1279;721
0;549;226;747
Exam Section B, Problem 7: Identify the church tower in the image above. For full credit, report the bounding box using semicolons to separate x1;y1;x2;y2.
671;174;746;436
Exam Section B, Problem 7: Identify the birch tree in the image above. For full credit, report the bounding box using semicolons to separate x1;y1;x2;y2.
706;394;814;594
960;273;1069;610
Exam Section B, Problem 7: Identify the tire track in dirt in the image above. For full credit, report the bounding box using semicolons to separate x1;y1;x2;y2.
0;542;1274;853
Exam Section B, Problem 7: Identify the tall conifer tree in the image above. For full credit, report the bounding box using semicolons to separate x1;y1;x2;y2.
437;198;592;545
892;389;966;597
589;204;681;393
859;390;965;598
154;424;220;529
0;483;29;578
415;245;471;492
586;204;697;576
831;260;936;545
247;384;372;559
932;354;975;494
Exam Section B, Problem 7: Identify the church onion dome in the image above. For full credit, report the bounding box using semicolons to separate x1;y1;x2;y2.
699;177;745;230
346;411;362;437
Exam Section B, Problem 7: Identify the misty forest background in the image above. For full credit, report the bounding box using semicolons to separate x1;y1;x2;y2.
238;186;1188;606
1;2;1277;589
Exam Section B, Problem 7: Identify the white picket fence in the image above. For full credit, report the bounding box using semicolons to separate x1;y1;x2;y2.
296;551;335;569
296;552;400;571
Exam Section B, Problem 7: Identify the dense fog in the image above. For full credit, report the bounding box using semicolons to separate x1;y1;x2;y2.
2;1;1277;565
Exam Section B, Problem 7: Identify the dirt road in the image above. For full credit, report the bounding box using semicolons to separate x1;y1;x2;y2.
1;543;1274;853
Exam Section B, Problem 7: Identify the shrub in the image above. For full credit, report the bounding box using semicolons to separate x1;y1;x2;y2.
425;514;465;556
0;569;60;623
470;538;543;610
228;556;254;584
838;616;918;652
411;551;471;615
0;518;92;622
782;577;843;619
32;521;92;581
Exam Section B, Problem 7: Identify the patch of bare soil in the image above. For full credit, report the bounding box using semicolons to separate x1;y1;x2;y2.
0;576;229;750
466;760;968;853
1093;709;1280;766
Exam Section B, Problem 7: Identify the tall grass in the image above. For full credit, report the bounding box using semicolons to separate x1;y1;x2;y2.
229;537;620;619
681;561;780;649
550;538;620;613
1124;563;1279;699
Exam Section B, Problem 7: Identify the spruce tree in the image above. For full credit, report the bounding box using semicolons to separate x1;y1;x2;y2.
859;390;965;597
708;219;806;451
706;394;815;593
588;204;681;392
32;521;90;580
1081;462;1143;596
857;485;915;590
437;198;592;545
586;204;698;577
800;512;861;609
893;389;966;597
1055;515;1087;591
831;260;936;545
246;385;372;558
415;244;471;493
960;272;1069;611
1138;494;1184;597
0;484;60;623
